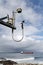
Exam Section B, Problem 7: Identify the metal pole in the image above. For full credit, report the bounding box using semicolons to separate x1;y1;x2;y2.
0;20;16;29
0;16;7;20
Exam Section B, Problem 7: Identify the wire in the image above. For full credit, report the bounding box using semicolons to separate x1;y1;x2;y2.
12;21;24;42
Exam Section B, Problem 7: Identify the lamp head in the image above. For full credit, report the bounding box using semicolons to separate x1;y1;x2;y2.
16;8;22;13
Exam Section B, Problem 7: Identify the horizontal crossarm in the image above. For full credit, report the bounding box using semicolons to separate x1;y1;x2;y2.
0;20;16;29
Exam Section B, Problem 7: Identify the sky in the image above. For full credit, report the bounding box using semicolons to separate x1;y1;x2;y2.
0;0;43;53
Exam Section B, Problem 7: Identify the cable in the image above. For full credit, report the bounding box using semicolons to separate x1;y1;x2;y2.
12;21;24;42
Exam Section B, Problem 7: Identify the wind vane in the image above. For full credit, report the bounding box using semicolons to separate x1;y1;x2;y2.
0;8;24;42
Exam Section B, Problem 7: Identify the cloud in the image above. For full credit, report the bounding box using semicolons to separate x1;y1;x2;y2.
22;6;43;29
0;33;43;53
0;0;43;53
0;0;41;35
24;25;39;36
30;35;43;40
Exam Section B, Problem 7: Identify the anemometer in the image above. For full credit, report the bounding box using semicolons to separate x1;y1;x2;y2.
0;8;24;42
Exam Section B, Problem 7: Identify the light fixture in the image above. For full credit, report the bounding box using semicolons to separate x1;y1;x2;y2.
0;8;24;42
